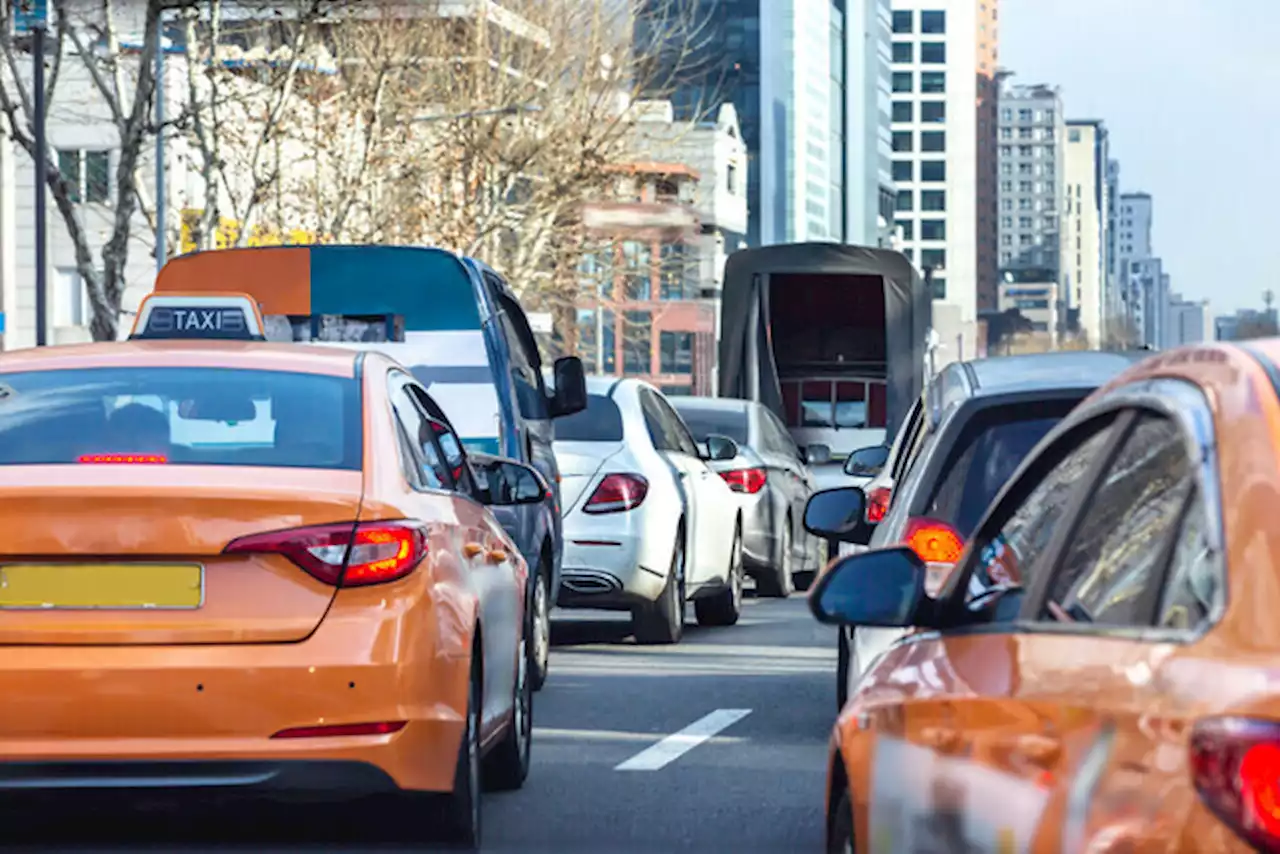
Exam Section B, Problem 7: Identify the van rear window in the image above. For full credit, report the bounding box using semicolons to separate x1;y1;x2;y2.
0;367;362;469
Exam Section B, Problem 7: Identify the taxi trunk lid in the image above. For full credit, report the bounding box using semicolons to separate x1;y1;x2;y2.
0;466;364;645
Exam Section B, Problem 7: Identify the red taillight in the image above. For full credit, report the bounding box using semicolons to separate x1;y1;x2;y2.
1192;717;1280;851
865;486;892;523
271;721;407;739
224;520;428;587
719;467;767;494
583;473;648;514
78;453;168;464
903;516;964;564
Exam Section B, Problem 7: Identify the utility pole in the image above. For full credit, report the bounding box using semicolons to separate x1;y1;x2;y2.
17;0;51;346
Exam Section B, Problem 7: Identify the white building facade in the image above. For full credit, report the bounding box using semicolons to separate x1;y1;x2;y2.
1062;119;1109;347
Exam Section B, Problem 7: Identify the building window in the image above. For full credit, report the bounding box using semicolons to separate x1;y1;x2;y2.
1017;108;1033;122
892;71;913;93
920;131;945;152
600;309;616;372
1000;163;1012;176
56;149;111;204
896;219;914;240
1068;128;1082;142
892;160;913;181
892;131;913;152
1000;180;1013;192
920;219;945;241
892;101;913;122
622;310;651;374
659;243;694;300
921;71;945;93
921;190;946;211
1000;216;1012;228
920;161;945;182
53;267;89;327
726;163;739;194
920;101;945;123
920;42;946;64
1045;109;1056;123
929;277;946;299
921;249;946;270
1001;199;1013;211
896;190;914;212
892;9;913;33
892;42;913;63
1018;181;1033;192
659;331;694;374
921;10;946;34
1001;234;1013;246
1019;198;1033;210
1017;163;1033;175
1019;216;1033;228
621;240;652;300
1000;127;1013;140
1001;108;1012;121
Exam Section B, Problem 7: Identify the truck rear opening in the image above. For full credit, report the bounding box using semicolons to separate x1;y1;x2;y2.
771;273;888;436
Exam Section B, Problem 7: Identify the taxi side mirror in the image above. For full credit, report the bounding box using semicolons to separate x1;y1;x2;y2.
808;547;928;628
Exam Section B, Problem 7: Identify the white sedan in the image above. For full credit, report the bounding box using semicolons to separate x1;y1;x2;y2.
552;377;745;644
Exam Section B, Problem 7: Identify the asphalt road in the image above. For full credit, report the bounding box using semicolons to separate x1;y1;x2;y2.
4;594;838;853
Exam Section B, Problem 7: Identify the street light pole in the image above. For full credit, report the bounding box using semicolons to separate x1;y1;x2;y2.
155;9;166;272
32;17;47;346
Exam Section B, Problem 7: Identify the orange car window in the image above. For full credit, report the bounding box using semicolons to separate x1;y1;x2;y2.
1157;489;1223;630
1042;414;1192;626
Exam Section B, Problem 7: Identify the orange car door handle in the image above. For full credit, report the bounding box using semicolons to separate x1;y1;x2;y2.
921;727;966;753
486;549;507;563
1005;734;1063;767
462;542;484;559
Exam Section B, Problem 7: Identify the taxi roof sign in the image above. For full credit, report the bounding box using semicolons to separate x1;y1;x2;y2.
130;292;266;341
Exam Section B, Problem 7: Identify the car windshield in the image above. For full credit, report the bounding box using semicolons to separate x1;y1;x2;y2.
671;406;749;445
923;400;1081;537
553;393;624;441
0;367;362;469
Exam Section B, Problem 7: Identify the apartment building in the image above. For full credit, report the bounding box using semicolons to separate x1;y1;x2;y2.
1062;119;1110;347
890;0;998;362
1115;192;1154;341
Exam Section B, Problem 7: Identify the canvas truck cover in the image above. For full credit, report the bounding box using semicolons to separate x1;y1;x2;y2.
718;243;932;441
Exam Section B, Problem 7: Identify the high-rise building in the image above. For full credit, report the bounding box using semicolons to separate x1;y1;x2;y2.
1166;294;1212;347
995;83;1064;285
656;0;893;248
1105;159;1122;325
1062;119;1110;347
1115;192;1154;341
890;0;998;360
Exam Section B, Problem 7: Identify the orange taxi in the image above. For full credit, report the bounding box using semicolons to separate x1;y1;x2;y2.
0;293;543;848
804;341;1280;852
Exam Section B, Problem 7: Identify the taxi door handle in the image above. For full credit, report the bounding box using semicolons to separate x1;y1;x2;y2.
463;542;484;559
921;726;966;753
486;549;507;564
1003;734;1062;768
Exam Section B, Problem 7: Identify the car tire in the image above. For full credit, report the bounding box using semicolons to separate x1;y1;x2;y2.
529;566;551;692
694;522;743;627
827;787;855;854
836;627;850;710
756;518;794;599
483;633;532;791
633;525;686;645
440;653;483;849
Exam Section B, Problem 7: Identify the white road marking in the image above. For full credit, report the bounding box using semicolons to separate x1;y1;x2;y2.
614;709;752;771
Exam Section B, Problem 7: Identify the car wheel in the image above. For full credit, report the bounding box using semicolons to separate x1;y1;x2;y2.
827;787;855;854
756;518;794;599
633;525;686;645
529;567;551;692
836;627;850;710
440;654;483;849
483;634;532;791
694;522;743;627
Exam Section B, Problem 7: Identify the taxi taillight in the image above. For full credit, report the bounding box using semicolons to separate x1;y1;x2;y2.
1192;717;1280;852
224;520;428;587
902;516;964;564
865;486;892;523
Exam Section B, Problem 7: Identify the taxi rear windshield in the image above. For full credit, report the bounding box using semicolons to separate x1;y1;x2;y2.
0;367;362;469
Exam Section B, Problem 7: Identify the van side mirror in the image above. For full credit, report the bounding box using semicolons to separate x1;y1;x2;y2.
549;356;587;418
472;456;548;506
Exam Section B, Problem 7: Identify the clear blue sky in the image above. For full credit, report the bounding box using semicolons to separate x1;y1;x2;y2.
1000;0;1278;314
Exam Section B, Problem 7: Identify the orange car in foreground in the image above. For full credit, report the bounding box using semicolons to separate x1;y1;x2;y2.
804;341;1280;853
0;294;547;848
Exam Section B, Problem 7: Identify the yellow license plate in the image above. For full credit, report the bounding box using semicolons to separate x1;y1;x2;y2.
0;563;204;609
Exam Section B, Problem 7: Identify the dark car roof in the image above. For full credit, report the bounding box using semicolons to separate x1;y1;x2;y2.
960;350;1149;397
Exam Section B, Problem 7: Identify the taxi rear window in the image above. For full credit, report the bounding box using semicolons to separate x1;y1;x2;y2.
0;367;362;469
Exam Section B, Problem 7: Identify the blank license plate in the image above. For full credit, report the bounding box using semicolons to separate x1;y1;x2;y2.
0;563;204;609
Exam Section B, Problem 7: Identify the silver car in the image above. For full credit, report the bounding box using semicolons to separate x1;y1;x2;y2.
670;397;822;597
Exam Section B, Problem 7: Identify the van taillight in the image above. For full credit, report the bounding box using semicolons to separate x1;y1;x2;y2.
903;516;964;564
865;486;892;523
223;520;428;587
583;473;648;514
720;467;767;494
1191;717;1280;852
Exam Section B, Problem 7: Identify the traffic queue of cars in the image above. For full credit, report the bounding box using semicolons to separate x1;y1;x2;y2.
801;343;1280;852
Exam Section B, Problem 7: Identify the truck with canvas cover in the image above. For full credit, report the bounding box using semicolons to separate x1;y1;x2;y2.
718;243;933;483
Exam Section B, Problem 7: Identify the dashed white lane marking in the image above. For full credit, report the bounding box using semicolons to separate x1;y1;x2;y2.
614;708;753;771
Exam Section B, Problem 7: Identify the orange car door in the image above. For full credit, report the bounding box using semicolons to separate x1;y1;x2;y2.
852;414;1123;853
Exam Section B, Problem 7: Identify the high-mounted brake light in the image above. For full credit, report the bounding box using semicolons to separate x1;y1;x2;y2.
271;721;407;739
583;473;648;514
78;454;168;464
903;516;965;564
865;486;892;523
719;467;767;494
1192;717;1280;852
224;520;428;587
